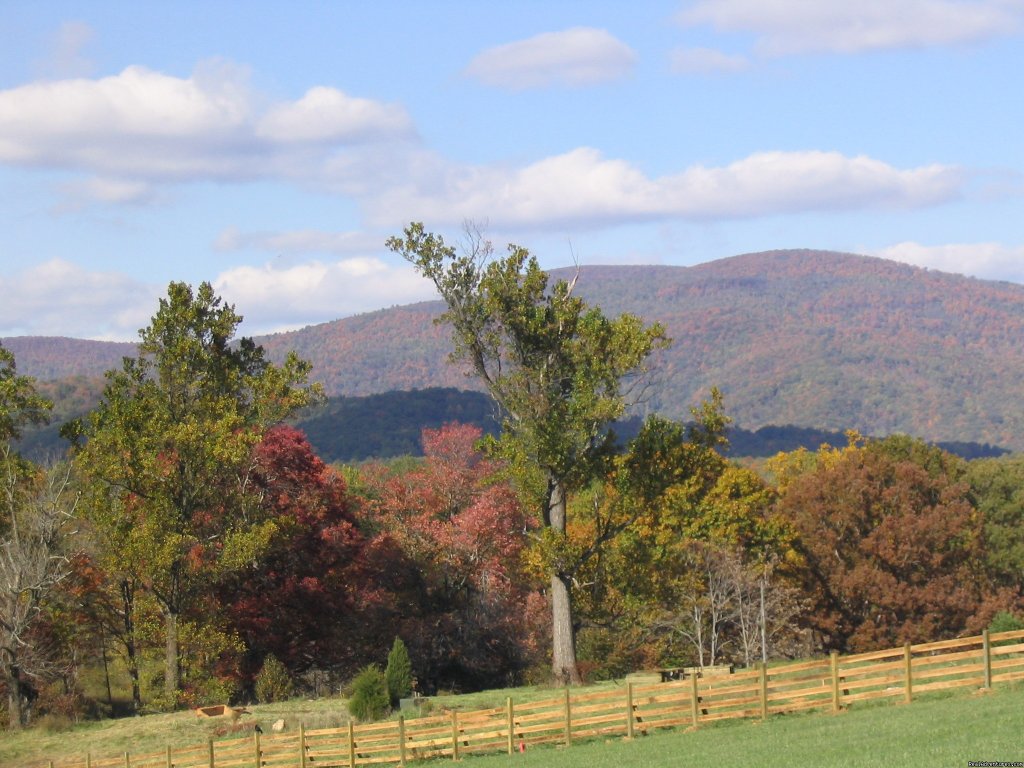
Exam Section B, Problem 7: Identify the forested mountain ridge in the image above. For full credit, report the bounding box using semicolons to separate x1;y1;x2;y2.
6;249;1024;451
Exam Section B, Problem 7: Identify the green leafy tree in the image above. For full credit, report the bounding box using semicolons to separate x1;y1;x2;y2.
0;342;51;443
388;223;668;684
75;282;320;702
966;455;1024;591
384;636;413;706
254;654;294;703
571;404;800;672
347;664;390;721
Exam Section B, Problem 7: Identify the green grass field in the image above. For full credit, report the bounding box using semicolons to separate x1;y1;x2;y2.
465;686;1024;768
2;683;1021;768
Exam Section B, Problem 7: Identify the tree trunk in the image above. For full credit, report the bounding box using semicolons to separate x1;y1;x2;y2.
550;573;581;685
3;654;24;730
120;579;142;713
128;654;142;713
163;606;179;701
759;569;768;666
547;477;582;685
100;629;113;708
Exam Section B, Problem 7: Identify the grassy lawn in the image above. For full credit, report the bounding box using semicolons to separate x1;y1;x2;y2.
1;682;1020;768
462;686;1024;768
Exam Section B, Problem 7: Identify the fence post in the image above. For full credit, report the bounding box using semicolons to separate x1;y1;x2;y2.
903;643;913;704
759;663;768;721
124;751;131;768
626;682;635;739
254;731;261;768
983;629;993;689
299;723;307;768
830;651;841;713
348;721;356;768
208;738;215;768
690;673;700;728
564;687;572;746
165;744;171;768
451;710;460;761
506;697;514;754
398;715;406;767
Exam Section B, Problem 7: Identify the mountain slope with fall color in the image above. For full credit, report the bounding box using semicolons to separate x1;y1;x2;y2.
6;250;1024;451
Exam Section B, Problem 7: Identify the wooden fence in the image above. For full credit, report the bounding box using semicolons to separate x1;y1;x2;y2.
44;628;1024;768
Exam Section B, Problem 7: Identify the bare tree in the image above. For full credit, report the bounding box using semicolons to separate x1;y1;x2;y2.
660;543;737;668
730;554;805;667
0;447;78;729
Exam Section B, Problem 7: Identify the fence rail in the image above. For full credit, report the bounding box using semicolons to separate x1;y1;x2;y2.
43;629;1024;768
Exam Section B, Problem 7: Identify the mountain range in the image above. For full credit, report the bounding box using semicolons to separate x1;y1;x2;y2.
5;249;1024;453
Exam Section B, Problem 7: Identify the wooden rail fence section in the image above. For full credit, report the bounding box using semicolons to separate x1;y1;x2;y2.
45;629;1024;768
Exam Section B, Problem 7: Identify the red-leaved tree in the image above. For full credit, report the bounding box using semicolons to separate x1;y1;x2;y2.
361;423;538;691
219;426;402;690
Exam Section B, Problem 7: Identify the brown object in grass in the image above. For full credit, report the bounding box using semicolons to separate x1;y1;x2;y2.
194;704;250;721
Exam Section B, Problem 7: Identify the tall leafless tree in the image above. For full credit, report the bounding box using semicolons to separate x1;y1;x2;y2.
1;448;78;729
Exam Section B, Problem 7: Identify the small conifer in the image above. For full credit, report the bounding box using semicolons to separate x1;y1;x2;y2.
385;636;413;706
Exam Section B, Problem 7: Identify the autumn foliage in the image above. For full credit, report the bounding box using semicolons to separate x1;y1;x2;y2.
773;436;1015;652
358;423;539;692
218;425;374;683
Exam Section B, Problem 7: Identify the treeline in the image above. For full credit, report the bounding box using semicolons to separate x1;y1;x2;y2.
295;388;499;462
15;383;1008;466
2;282;1023;733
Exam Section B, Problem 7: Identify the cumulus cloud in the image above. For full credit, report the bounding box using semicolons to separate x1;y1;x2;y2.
367;148;962;229
213;257;437;335
677;0;1023;56
875;241;1024;283
0;61;415;196
0;259;159;340
464;27;637;89
0;252;438;339
670;47;749;73
256;86;413;144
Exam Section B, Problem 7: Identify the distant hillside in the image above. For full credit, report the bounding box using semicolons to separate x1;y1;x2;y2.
295;388;499;463
15;385;1005;466
8;250;1024;452
0;336;133;380
256;250;1024;452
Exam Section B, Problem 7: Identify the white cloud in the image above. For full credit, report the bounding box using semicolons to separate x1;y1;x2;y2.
670;47;749;73
0;259;158;340
464;27;637;89
875;241;1024;283
367;148;962;229
0;253;438;340
256;86;414;144
214;227;384;255
213;257;438;335
0;62;415;188
677;0;1023;56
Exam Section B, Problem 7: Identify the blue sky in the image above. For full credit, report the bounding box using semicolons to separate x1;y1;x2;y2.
2;1;1022;341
